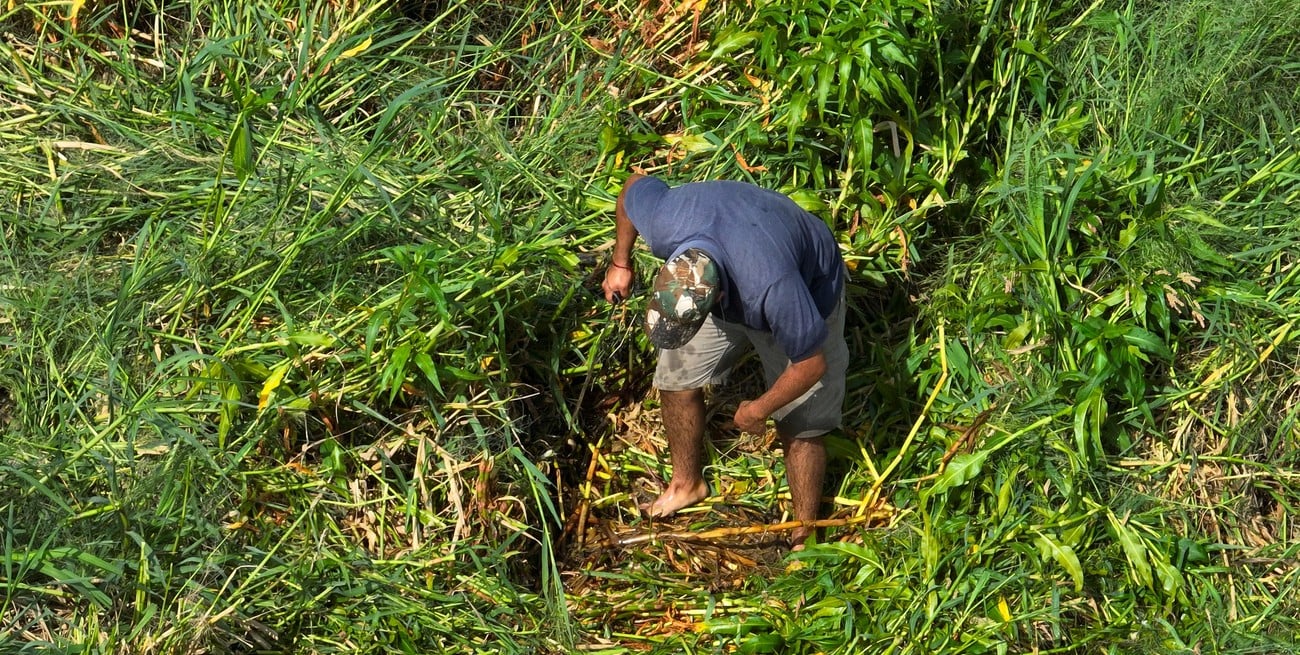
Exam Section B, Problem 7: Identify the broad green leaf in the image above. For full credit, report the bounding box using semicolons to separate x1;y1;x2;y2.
786;93;809;147
928;450;989;496
1152;554;1185;596
815;60;834;115
1178;537;1210;567
320;437;346;478
879;42;909;67
1108;512;1153;588
387;343;412;400
1061;522;1088;548
852;118;874;163
920;514;939;573
231;115;255;180
788;189;827;213
1117;220;1138;249
1035;532;1084;592
1175;207;1229;229
1131;285;1148;321
1012;39;1050;63
413;351;443;395
285;331;335;347
1121;326;1173;360
705;615;773;636
837;53;853;107
1003;320;1032;350
996;466;1021;517
738;632;784;654
365;309;388;355
219;379;241;448
282;396;311;410
38;563;111;608
71;550;124;576
584;194;616;212
548;248;580;272
598;125;617;154
1073;389;1104;462
861;75;885;106
444;365;486;381
495;244;521;269
709;30;758;60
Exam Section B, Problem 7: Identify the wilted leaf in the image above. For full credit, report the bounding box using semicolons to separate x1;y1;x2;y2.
69;0;86;30
257;362;290;411
338;36;373;62
663;132;717;154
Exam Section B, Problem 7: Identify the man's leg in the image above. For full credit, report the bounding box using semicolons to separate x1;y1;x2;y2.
647;388;711;517
648;314;747;517
781;432;826;548
750;292;848;549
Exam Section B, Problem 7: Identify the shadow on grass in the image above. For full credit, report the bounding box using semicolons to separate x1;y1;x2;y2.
828;275;924;514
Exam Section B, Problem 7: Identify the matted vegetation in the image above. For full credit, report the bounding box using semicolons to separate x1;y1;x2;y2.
1;0;1297;653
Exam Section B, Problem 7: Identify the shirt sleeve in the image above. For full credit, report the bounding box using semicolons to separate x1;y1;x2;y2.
762;276;829;362
621;176;670;245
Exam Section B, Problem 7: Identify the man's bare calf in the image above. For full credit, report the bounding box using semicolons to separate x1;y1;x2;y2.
645;388;711;517
782;433;826;549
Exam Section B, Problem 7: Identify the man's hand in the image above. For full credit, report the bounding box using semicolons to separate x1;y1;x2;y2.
734;400;768;435
602;263;633;303
733;351;827;435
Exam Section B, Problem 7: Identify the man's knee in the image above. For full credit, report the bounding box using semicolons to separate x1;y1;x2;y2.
780;432;825;450
661;388;704;404
659;388;706;421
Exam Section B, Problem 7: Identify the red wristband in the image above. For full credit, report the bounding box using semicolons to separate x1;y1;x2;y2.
610;260;633;271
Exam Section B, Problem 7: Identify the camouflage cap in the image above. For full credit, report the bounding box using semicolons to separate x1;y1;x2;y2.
644;248;719;349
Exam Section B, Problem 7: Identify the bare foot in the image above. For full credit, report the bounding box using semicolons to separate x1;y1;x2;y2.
644;479;710;518
790;526;814;551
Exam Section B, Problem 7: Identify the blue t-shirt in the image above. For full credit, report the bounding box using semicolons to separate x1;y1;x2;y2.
623;176;844;362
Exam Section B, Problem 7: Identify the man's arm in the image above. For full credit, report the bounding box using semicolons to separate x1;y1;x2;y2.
734;350;827;434
602;173;644;303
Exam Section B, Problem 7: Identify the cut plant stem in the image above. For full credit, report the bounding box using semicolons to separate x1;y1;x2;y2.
606;511;893;548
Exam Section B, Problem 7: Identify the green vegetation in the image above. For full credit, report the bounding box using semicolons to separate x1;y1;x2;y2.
2;0;1297;653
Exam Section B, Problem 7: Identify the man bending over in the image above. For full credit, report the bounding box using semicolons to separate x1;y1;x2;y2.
602;173;848;548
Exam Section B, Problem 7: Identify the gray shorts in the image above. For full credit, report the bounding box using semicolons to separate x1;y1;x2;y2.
653;296;848;439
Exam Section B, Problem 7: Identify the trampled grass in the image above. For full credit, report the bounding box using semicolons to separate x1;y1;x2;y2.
2;0;1298;653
